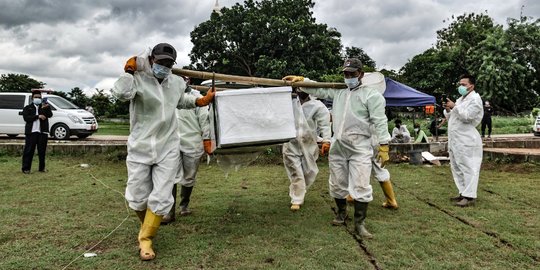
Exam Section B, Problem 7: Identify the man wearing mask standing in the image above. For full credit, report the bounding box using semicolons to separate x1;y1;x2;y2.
21;91;53;174
283;88;331;211
443;74;483;207
481;101;493;139
283;58;391;238
112;43;215;261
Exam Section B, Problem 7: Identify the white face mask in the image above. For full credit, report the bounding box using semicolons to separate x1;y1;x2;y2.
414;128;420;133
344;77;359;88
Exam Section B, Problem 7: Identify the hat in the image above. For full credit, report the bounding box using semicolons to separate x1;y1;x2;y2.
151;43;177;62
342;58;363;72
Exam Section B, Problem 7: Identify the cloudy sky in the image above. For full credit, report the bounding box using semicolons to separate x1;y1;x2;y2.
0;0;538;95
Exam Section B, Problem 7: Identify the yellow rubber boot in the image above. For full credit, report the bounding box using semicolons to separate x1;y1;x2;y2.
380;180;398;209
138;209;163;261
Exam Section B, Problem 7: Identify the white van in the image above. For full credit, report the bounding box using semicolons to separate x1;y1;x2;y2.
0;92;98;139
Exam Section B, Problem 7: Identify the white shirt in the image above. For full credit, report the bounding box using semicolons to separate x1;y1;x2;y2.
31;104;41;133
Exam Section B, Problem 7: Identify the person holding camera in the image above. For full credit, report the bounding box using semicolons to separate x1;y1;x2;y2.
21;91;53;174
443;74;483;207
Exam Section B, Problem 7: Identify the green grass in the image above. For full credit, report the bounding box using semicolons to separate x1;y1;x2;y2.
95;121;130;136
394;115;535;136
95;116;536;137
1;154;538;269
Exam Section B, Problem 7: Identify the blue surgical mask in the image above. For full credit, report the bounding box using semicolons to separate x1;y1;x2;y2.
458;85;469;96
344;77;360;88
152;63;171;79
33;98;42;105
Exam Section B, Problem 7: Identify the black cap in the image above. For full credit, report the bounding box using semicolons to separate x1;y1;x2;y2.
151;43;177;62
342;58;363;72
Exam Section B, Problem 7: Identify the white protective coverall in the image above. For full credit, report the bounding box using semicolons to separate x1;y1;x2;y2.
391;125;411;143
174;89;210;187
370;126;390;182
444;91;483;198
111;49;198;215
302;84;391;202
283;98;331;205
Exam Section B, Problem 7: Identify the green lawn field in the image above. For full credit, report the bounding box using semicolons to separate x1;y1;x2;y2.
0;154;538;269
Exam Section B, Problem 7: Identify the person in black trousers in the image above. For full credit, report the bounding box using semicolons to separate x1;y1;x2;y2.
481;101;493;139
21;91;53;174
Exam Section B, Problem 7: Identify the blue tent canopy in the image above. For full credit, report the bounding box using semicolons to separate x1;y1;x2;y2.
383;78;435;107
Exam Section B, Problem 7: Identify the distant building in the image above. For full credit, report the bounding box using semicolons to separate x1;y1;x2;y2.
212;0;222;15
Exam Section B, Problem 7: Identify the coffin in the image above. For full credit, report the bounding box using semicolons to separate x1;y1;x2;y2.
209;87;296;148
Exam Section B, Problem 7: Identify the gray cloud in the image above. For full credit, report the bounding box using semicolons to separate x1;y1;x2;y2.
0;0;537;93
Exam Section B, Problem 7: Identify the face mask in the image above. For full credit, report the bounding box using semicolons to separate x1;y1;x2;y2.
33;98;42;105
458;85;469;96
414;128;420;133
344;77;360;88
152;63;171;79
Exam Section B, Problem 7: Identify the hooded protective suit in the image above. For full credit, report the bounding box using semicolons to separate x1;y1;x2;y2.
391;125;411;143
302;83;391;202
444;91;483;199
283;97;331;205
111;49;198;215
370;126;390;182
174;89;210;187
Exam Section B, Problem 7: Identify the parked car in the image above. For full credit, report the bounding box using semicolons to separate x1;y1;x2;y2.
0;92;98;139
534;116;540;136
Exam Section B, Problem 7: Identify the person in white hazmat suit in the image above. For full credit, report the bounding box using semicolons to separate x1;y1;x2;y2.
346;125;399;209
283;58;391;238
161;86;212;224
443;74;483;207
283;89;331;211
111;43;215;261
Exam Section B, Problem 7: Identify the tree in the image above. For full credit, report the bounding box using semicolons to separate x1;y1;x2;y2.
89;89;112;119
506;16;540;108
401;12;539;113
0;73;45;92
343;46;376;69
51;91;70;100
68;87;90;108
400;48;465;97
189;0;342;80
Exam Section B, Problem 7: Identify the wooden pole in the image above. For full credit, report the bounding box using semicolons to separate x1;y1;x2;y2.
173;68;347;89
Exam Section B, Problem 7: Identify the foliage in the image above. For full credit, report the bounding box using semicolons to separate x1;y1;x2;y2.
531;108;540;118
189;0;342;80
68;87;90;108
401;13;540;113
0;73;45;92
343;46;376;69
88;89;112;119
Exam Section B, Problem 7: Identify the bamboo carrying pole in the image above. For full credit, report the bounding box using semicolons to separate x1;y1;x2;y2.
173;68;347;89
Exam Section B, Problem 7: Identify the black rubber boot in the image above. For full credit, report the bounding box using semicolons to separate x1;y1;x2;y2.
354;201;373;239
331;198;348;225
179;186;194;216
161;184;177;225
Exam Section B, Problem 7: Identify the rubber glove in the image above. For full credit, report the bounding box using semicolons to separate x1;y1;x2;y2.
377;144;390;167
282;75;304;83
320;142;330;156
124;56;137;74
196;87;216;107
203;139;213;154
